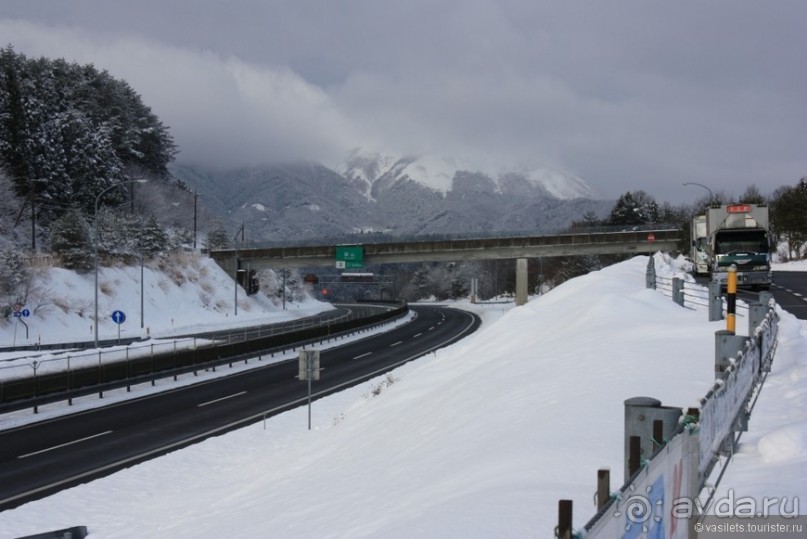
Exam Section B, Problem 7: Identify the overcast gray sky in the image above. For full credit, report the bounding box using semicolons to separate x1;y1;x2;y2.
2;0;805;203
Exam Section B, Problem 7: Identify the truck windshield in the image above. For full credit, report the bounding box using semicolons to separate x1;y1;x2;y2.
714;230;768;255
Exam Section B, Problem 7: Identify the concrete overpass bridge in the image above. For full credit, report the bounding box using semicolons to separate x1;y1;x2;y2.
210;227;682;305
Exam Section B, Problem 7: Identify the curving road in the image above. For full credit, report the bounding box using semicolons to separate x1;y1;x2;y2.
0;305;480;511
766;271;807;320
694;271;807;321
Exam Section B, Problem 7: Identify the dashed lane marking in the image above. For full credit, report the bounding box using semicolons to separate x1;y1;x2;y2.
197;391;247;408
18;430;113;459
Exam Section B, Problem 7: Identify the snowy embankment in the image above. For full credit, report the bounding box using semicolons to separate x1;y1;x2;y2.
1;253;333;349
2;255;806;538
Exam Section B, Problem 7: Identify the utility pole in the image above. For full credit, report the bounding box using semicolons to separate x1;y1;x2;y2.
233;221;245;316
193;189;198;249
29;184;35;251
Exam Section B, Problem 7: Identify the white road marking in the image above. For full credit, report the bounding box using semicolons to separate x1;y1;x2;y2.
354;352;372;359
428;326;435;331
18;430;113;459
197;391;247;408
413;333;422;338
389;341;402;347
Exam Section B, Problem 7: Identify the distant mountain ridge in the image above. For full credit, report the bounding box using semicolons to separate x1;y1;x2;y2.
341;149;599;201
171;152;610;243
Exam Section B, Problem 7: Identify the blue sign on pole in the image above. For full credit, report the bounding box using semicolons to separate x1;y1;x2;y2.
111;310;126;325
21;309;30;317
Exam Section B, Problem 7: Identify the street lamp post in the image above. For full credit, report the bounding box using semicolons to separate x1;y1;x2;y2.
233;222;245;316
682;182;715;204
94;179;148;348
139;217;145;329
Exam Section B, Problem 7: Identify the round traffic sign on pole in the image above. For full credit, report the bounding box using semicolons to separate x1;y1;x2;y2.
111;310;126;324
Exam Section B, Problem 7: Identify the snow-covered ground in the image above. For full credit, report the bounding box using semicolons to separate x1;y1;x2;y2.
772;258;807;272
1;254;806;538
1;254;334;349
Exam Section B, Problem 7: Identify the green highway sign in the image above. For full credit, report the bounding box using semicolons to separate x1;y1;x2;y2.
335;245;364;269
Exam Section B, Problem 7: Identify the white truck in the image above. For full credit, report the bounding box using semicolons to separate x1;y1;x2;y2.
690;214;710;276
706;203;772;289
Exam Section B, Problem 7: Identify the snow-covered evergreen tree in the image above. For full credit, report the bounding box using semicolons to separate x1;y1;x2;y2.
0;169;26;250
0;248;30;317
0;46;176;231
141;215;169;257
205;220;231;250
49;208;93;272
607;191;659;226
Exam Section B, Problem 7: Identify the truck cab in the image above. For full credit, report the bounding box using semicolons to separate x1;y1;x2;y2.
707;204;772;290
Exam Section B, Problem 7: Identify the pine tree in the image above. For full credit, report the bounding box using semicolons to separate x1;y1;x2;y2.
0;247;30;307
49;208;93;271
0;168;25;250
141;215;168;257
607;191;659;226
204;220;232;250
0;47;176;232
770;178;807;259
0;46;30;194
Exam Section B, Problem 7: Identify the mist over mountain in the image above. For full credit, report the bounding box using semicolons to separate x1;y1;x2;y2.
171;151;610;243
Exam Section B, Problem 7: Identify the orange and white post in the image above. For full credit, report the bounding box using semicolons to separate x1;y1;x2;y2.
726;265;737;334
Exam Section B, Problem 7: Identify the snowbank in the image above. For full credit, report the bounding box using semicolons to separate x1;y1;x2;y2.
2;255;806;538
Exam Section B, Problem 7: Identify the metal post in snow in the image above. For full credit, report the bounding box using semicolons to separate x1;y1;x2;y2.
596;469;610;511
672;277;684;306
557;499;573;539
67;355;72;405
31;361;39;414
307;363;312;431
98;350;104;399
126;347;131;392
726;265;738;334
714;330;746;375
709;279;723;322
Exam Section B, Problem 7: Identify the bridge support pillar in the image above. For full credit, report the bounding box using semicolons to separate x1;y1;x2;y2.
515;258;528;306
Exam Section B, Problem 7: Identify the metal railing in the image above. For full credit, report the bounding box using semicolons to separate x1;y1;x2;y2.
556;259;780;538
0;302;408;412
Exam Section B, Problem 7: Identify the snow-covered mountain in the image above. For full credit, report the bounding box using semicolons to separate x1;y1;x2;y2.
342;148;598;201
172;152;609;243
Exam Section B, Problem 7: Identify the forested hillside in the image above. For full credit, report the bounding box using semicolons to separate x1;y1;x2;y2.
0;45;179;251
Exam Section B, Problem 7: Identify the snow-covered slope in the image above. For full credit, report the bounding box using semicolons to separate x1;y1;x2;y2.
0;253;332;347
4;255;805;538
342;148;598;201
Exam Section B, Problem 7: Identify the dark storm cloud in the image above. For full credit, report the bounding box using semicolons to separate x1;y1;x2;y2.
2;0;805;202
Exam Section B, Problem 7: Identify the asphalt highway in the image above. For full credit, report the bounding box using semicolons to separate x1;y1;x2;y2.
0;304;480;511
694;271;807;321
766;271;807;320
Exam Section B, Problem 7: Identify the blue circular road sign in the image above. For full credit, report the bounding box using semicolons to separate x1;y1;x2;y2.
111;310;126;324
